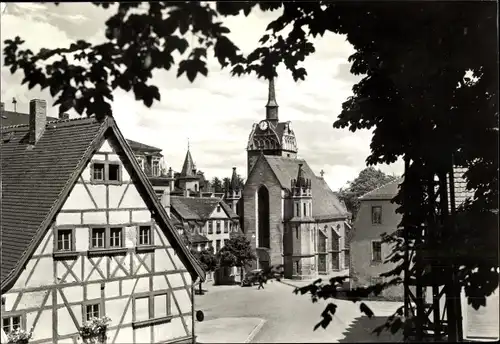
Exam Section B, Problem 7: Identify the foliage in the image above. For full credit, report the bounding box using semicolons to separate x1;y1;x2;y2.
190;247;218;273
79;316;111;344
337;167;398;220
6;328;32;344
216;234;255;269
210;175;245;193
4;1;498;339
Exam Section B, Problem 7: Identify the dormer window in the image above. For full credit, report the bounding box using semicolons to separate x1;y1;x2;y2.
217;205;221;212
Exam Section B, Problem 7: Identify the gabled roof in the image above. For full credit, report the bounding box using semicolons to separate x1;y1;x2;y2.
254;155;349;220
126;138;162;153
1;116;205;290
171;196;221;220
359;178;404;201
220;202;239;219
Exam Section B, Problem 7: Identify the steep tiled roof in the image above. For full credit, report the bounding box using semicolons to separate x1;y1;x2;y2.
1;116;205;289
359;178;404;201
171;196;220;220
261;156;349;220
126;138;162;153
1;117;107;283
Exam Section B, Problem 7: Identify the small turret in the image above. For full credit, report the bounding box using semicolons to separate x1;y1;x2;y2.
291;163;312;198
225;167;241;213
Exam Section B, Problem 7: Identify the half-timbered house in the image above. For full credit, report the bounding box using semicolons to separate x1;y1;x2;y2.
0;99;205;344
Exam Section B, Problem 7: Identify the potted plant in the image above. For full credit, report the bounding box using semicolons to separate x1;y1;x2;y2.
7;328;33;344
79;316;111;344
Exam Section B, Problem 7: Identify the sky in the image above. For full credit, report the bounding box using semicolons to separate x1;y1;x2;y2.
0;3;403;190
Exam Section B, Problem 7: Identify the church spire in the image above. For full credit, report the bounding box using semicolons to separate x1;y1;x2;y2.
266;77;278;122
180;146;196;177
229;167;239;192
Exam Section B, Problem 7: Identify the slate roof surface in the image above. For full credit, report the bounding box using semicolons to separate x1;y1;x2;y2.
359;178;404;201
0;117;106;282
1;110;58;127
171;196;220;220
220;202;239;219
126;138;162;153
262;156;349;220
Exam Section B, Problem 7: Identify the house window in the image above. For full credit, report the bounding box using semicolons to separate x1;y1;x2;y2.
208;221;213;234
229;222;233;232
216;240;221;253
224;221;229;233
109;227;123;248
133;292;171;327
85;303;101;321
138;226;152;246
372;241;382;262
108;164;120;181
92;163;105;181
57;229;73;251
2;315;21;334
344;250;350;269
372;206;382;224
303;203;307;216
152;160;160;176
208;241;213;250
216;221;221;234
91;161;122;183
217;205;221;212
91;228;106;248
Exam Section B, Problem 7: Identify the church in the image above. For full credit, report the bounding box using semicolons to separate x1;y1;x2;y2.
229;79;352;280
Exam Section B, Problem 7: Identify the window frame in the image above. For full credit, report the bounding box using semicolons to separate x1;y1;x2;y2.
371;240;383;263
53;227;78;259
224;221;229;233
207;221;213;234
371;205;382;225
82;299;103;323
88;226;127;256
90;160;123;185
216;220;221;234
137;225;154;247
1;312;25;335
216;205;221;213
152;159;160;177
109;227;124;248
132;291;172;329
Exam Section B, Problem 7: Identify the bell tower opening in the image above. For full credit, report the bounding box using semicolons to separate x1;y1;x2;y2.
257;186;270;249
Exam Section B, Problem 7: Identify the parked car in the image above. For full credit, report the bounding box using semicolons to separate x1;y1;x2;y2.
241;269;263;287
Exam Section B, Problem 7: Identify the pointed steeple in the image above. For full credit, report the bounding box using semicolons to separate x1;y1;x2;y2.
294;163;308;188
180;147;195;177
230;167;239;191
266;77;279;122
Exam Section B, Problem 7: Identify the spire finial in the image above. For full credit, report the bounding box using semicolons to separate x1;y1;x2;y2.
266;76;278;122
320;169;325;178
187;138;190;151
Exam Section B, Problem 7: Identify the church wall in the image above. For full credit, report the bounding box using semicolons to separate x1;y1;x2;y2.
243;159;284;268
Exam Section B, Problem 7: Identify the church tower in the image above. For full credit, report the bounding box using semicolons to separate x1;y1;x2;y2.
284;163;315;279
246;77;298;174
177;145;200;195
225;167;241;214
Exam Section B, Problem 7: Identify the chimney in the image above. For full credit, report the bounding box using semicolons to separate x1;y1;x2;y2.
29;99;47;145
160;188;171;215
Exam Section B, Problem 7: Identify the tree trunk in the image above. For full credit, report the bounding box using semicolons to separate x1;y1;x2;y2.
240;266;244;282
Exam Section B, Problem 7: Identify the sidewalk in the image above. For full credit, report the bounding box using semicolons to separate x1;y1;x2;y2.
196;317;266;343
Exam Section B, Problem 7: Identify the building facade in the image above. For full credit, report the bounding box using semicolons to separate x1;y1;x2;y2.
0;102;204;344
241;79;351;279
350;172;499;340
